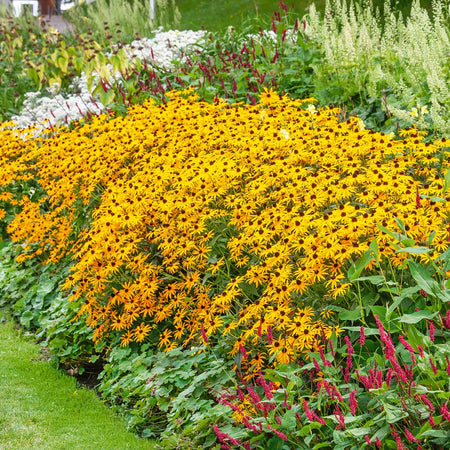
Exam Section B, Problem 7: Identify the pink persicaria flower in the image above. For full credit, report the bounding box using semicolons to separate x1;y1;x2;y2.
429;413;436;427
267;424;288;441
421;394;435;412
390;426;404;449
399;335;416;365
256;375;274;400
443;310;450;329
429;357;437;375
312;357;321;372
417;345;425;359
428;320;435;343
302;400;314;423
440;403;450;421
404;428;420;443
312;412;326;426
201;324;208;343
349;390;358;415
213;425;240;446
359;326;366;346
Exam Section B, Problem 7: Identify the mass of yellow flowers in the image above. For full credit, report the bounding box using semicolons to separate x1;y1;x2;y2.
0;89;449;370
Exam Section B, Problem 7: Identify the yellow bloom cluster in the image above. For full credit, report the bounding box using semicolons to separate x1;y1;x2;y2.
1;89;449;368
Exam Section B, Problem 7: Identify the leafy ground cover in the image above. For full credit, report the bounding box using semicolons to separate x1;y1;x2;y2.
0;316;154;449
0;0;449;449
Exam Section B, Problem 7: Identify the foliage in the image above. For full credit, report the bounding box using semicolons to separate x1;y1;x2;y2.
215;239;450;448
97;0;449;137
0;241;96;367
306;0;450;136
1;90;449;366
64;0;180;47
99;344;237;447
0;10;130;124
0;2;450;448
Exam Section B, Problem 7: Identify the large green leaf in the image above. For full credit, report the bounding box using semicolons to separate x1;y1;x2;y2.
397;310;438;324
348;250;373;282
396;246;431;255
409;260;450;301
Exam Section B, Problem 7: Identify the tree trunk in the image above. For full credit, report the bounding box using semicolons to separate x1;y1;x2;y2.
40;0;56;15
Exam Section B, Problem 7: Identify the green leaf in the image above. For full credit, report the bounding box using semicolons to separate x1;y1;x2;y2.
443;167;450;192
348;250;373;282
19;311;34;328
420;430;448;438
377;224;408;242
398;286;421;299
393;216;406;233
370;238;379;263
281;408;297;432
339;308;362;321
380;401;407;423
371;305;387;320
408;260;440;298
399;238;416;247
57;55;68;73
428;230;436;246
396;246;431;255
386;296;404;319
342;326;379;336
352;275;384;285
346;427;372;437
99;89;116;106
298;422;322;437
313;444;331;450
37;280;55;296
397;310;438;324
405;324;424;349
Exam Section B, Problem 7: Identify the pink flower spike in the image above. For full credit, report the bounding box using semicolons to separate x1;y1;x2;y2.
267;424;288;441
421;394;435;411
428;413;435;427
399;335;416;365
429;357;437;375
312;412;326;426
390;426;404;449
404;428;420;443
440;403;450;421
349;390;358;415
312;357;321;372
359;326;366;346
428;320;435;343
417;345;425;359
201;324;208;343
444;310;450;329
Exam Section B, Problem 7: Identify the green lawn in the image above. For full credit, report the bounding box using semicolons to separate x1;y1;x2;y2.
0;317;154;449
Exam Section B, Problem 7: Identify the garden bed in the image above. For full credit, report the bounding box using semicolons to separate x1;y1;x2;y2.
0;1;449;448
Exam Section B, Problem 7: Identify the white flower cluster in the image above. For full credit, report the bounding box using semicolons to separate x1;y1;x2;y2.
12;28;207;131
12;74;104;131
124;28;206;69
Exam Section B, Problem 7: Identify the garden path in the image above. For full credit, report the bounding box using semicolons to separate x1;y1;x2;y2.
41;13;72;33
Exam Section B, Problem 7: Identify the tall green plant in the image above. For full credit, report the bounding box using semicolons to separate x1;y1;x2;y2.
65;0;180;45
306;0;450;136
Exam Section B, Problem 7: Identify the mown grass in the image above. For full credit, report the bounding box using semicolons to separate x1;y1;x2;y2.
0;316;154;450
